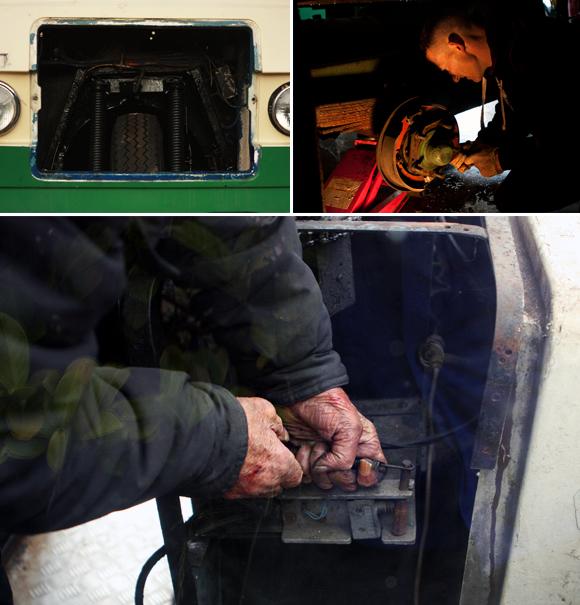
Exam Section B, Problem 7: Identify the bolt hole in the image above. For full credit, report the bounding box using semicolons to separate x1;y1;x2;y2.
505;349;513;355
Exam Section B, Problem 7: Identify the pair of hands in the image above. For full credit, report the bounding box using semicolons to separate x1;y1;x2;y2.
451;141;503;177
225;388;386;499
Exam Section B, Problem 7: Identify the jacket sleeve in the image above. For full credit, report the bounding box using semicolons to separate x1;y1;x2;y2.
477;20;579;173
0;363;247;535
155;217;349;405
0;219;247;534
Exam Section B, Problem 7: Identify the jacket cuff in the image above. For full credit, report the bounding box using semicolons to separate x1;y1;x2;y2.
179;386;248;497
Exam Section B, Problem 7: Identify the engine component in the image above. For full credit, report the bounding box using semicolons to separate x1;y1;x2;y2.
89;79;108;172
35;24;253;175
280;463;416;545
376;97;459;193
167;79;186;172
181;397;422;549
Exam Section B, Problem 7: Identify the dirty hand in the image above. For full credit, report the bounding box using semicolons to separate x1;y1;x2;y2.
451;142;502;177
278;387;386;492
225;397;303;499
450;141;478;173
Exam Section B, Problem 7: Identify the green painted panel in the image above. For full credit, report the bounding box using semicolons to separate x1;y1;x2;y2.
0;146;290;212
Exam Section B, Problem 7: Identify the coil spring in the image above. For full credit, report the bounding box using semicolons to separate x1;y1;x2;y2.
167;81;186;172
89;80;107;172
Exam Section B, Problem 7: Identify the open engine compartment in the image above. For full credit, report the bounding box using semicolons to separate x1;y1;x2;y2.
35;24;254;178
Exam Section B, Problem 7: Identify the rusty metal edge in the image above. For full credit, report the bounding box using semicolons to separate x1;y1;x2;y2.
470;217;525;470
296;219;488;239
460;216;549;605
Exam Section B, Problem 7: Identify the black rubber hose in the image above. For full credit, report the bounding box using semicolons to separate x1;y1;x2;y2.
167;80;186;172
134;545;166;605
89;80;107;172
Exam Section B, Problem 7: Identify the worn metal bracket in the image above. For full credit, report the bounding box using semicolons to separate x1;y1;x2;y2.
281;500;352;545
280;467;415;545
347;499;383;540
296;218;488;240
281;477;413;501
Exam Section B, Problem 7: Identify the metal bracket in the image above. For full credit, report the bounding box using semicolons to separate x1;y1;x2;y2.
297;219;488;240
280;470;415;545
347;499;383;540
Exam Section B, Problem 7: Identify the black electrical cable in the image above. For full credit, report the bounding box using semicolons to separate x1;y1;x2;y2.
379;414;478;450
413;366;440;605
134;510;259;605
134;545;166;605
238;499;272;605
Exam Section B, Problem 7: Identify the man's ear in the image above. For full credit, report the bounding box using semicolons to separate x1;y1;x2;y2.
448;32;466;52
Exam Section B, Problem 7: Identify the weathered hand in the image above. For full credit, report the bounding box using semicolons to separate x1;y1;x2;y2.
450;151;469;172
452;141;502;177
450;141;473;173
225;397;303;499
279;388;386;491
463;144;502;177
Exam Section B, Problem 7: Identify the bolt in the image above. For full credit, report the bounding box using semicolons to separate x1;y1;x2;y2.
385;576;398;590
399;460;413;491
391;500;409;536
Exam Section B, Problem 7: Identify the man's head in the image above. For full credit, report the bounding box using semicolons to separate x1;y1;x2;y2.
421;13;492;83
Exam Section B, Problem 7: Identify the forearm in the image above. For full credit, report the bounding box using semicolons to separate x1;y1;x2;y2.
0;365;247;534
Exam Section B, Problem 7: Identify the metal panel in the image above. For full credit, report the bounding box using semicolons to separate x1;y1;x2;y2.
281;478;413;500
496;217;580;604
297;219;488;240
460;217;548;605
470;218;525;469
0;4;289;74
281;500;352;545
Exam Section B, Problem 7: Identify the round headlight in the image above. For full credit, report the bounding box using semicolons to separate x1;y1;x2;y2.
0;81;20;135
268;82;290;136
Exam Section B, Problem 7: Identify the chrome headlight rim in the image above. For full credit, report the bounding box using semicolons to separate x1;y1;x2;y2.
268;82;290;136
0;81;21;136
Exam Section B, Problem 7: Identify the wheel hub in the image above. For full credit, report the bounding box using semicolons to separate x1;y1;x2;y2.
376;97;460;193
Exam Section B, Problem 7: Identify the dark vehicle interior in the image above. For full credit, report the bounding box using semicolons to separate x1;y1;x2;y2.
123;218;498;605
293;0;576;213
36;24;254;178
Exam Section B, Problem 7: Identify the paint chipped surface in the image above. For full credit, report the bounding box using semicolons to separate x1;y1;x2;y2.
3;4;288;73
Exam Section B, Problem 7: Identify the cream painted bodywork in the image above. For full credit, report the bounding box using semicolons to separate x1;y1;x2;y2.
0;73;31;146
0;4;289;147
0;1;289;73
499;217;580;604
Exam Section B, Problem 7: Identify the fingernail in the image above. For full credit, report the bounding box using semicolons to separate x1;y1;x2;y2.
358;459;373;477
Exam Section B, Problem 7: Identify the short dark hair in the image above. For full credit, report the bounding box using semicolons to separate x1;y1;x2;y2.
419;1;489;51
419;0;546;53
